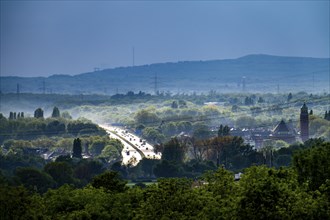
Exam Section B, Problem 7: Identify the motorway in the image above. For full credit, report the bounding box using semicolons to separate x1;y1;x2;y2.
99;124;161;166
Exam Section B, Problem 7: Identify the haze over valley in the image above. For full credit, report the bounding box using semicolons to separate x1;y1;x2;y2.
1;1;329;219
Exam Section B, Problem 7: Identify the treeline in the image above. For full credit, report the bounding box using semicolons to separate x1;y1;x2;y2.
0;108;106;144
1;134;125;190
1;142;329;219
118;138;327;180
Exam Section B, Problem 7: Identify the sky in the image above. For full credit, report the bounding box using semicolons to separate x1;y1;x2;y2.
1;1;329;77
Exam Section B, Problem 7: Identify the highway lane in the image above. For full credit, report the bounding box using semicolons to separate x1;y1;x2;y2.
99;124;161;166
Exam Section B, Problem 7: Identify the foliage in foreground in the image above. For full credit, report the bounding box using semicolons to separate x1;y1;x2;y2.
1;142;329;220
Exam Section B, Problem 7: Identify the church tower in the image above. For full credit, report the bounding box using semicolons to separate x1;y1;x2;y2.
300;102;309;142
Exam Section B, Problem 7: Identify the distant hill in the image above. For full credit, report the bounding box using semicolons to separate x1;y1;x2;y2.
1;54;329;94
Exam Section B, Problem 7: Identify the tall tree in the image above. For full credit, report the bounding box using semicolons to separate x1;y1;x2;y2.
34;108;44;118
51;106;60;118
218;124;223;137
218;124;230;137
162;137;185;163
287;92;293;102
190;139;209;162
72;138;82;159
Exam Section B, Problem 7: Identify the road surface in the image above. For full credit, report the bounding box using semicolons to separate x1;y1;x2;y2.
99;124;161;166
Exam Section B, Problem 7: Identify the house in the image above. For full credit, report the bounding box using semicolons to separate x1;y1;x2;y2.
269;120;296;144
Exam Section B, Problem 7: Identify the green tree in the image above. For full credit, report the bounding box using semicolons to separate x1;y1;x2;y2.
74;160;105;183
162;137;185;163
237;166;316;219
34;108;44;118
218;124;230;137
15;167;56;193
142;127;165;143
98;144;121;162
153;160;182;178
72;138;82;158
139;158;159;177
287;92;293;101
293;142;330;191
89;138;106;155
162;122;178;136
90;171;127;193
45;120;65;135
135;178;211;219
171;101;178;109
51;106;60;118
193;122;211;140
0;185;44;219
134;109;159;125
203;167;236;197
44;162;77;187
42;185;113;219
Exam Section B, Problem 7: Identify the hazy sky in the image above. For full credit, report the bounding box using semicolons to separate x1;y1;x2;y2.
1;1;329;77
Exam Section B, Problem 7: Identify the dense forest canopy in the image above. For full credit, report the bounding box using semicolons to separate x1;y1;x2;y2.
1;142;329;219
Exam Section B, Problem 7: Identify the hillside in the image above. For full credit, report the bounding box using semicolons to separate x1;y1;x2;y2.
1;54;329;94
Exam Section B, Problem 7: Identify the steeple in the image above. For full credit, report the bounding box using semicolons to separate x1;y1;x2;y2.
300;102;309;142
301;102;308;113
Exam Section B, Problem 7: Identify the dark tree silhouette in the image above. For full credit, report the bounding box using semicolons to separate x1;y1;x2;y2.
34;108;44;118
51;106;60;118
162;137;185;163
171;101;178;109
218;124;230;137
287;93;293;102
91;171;127;193
72;138;82;158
